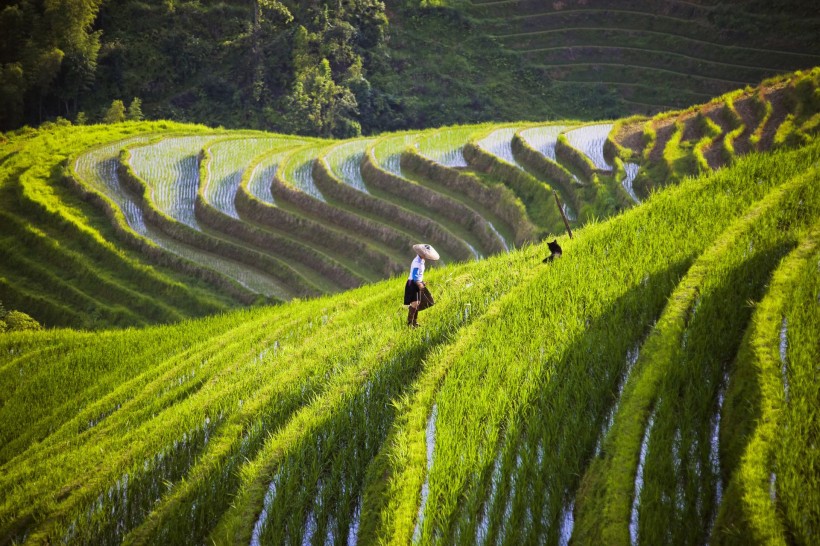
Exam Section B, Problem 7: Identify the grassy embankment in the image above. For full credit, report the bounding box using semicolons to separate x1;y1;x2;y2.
1;134;818;544
0;123;244;329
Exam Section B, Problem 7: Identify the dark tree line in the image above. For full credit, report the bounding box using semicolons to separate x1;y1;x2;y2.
0;0;395;136
1;0;103;129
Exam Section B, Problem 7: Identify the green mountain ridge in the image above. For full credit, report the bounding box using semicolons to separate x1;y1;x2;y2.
2;0;819;133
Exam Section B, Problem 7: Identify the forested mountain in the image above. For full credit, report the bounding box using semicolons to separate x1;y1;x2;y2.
2;0;819;135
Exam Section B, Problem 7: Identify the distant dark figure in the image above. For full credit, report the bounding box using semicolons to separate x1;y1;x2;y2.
542;239;562;263
404;243;439;327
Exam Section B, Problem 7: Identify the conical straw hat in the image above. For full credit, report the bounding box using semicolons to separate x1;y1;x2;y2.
412;243;440;261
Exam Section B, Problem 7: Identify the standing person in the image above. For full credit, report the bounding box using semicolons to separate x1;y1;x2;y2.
404;243;439;327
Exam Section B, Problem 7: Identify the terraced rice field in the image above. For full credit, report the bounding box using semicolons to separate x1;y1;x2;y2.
564;124;614;171
519;125;566;161
621;162;641;204
128;135;217;228
466;0;820;113
0;72;816;308
73;137;155;234
203;138;297;218
416;126;477;168
246;150;287;204
280;145;327;201
324;139;375;193
8;70;805;311
371;133;418;175
2;129;818;545
476;127;523;167
73;135;292;299
0;70;819;546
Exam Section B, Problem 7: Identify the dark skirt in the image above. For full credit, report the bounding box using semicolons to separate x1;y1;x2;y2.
404;279;420;305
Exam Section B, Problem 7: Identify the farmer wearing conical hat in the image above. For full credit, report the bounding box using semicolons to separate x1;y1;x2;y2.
404;243;439;328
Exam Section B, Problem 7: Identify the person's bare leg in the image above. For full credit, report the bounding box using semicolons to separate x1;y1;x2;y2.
408;302;419;327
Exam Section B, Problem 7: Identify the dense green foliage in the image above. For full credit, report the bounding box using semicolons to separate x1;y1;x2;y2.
0;301;41;333
3;0;819;134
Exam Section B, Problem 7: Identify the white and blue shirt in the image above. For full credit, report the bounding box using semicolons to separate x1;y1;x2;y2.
408;256;425;282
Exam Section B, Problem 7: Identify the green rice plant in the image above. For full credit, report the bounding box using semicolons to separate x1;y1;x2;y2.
371;132;419;176
4;123;252;322
314;144;476;263
0;225;145;327
323;138;484;260
120;290;400;545
750;89;775;150
634;166;818;545
511;125;582;218
361;140;820;545
127;248;536;544
214;241;548;546
416;126;480;168
721;96;747;165
465;128;564;234
663;121;698;180
572;142;820;546
401;145;531;248
0;311;243;463
563;123;615;172
768;225;820;543
0;278;84;329
713;221;820;545
604;116;648;163
363;137;507;257
323;139;375;193
198;142;365;293
691;113;723;173
273;146;416;267
203;137;302;218
236;148;402;281
0;296;359;543
555;133;598;182
2;73;820;546
518;124;567;162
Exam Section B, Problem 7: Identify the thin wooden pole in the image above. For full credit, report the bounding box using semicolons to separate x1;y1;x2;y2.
553;190;574;239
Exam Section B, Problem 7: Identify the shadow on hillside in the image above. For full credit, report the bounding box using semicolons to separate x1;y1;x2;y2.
429;265;690;544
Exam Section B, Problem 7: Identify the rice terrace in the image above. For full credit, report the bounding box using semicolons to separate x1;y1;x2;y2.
1;0;819;544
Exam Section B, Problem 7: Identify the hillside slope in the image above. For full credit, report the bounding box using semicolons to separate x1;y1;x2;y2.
3;0;819;132
464;0;820;116
1;136;818;544
1;70;817;330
